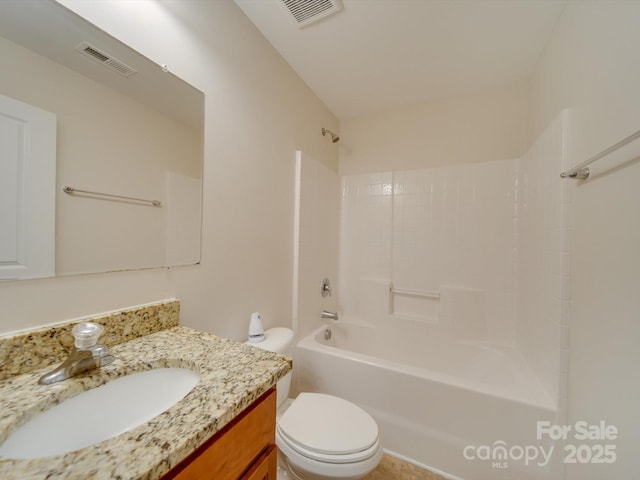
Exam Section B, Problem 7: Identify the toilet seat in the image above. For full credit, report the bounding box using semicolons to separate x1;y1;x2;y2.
277;428;381;464
277;393;380;464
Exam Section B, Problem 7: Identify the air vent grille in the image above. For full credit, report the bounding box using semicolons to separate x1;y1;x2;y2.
75;42;137;77
282;0;343;28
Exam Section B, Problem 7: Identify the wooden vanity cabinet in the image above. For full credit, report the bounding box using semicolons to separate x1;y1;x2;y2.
163;388;277;480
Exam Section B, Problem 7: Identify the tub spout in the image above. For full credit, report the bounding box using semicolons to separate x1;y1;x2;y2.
321;310;339;321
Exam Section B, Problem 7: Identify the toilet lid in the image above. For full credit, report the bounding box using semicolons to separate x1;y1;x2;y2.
278;393;379;457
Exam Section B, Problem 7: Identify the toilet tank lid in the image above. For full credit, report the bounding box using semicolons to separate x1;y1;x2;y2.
246;327;293;353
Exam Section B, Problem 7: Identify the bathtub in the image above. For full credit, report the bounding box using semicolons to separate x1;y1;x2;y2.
295;320;558;480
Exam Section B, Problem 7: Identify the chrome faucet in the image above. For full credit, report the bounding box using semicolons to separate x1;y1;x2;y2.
321;310;339;321
39;322;115;385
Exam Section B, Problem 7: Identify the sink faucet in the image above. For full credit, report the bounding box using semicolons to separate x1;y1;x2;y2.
39;322;115;385
321;310;339;321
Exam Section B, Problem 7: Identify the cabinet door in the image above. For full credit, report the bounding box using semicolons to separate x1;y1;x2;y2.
168;389;276;480
242;445;277;480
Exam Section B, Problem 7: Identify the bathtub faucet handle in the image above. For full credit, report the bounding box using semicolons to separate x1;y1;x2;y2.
321;310;339;321
321;278;332;297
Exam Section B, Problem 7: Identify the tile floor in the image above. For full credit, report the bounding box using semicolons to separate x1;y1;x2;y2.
363;454;448;480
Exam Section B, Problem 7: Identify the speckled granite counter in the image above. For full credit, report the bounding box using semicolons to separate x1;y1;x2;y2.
0;326;292;480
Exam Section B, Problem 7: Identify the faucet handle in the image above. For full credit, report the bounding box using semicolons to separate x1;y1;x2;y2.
321;278;332;297
72;322;104;349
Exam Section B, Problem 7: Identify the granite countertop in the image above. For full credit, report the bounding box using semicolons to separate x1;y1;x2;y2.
0;326;292;480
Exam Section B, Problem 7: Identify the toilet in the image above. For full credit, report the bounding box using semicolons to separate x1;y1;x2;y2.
247;327;382;480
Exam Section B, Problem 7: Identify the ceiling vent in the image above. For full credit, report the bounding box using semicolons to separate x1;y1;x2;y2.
282;0;343;28
75;42;137;77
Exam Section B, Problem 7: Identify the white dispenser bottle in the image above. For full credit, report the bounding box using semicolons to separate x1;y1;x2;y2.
248;312;265;343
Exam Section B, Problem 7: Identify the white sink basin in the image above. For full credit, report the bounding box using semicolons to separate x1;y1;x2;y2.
0;368;199;459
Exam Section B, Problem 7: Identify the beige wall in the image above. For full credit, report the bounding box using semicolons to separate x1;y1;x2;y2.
530;2;640;478
339;81;529;175
0;0;338;338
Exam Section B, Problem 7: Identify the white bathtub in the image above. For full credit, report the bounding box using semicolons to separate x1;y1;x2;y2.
295;320;558;480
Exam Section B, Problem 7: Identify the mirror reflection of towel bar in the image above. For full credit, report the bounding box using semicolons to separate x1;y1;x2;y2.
390;286;440;300
63;185;162;207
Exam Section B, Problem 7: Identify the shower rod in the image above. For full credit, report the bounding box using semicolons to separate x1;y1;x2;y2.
560;128;640;180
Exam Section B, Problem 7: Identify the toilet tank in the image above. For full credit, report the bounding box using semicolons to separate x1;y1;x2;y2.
245;327;293;408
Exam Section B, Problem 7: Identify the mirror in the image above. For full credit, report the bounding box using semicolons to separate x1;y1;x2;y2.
0;0;204;278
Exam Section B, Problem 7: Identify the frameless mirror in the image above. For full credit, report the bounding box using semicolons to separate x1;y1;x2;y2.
0;0;204;279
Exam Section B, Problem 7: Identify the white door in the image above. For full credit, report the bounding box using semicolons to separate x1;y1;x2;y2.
0;94;56;279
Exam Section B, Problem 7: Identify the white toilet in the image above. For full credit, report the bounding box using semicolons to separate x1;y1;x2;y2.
247;327;383;480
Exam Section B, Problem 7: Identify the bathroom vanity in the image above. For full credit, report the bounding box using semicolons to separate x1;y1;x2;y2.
164;388;277;480
0;300;291;479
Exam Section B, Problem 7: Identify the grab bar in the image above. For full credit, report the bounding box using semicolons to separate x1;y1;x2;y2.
560;128;640;180
63;185;162;207
390;286;440;300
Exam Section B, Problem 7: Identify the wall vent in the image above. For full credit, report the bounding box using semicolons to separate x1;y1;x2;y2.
281;0;343;28
75;42;137;77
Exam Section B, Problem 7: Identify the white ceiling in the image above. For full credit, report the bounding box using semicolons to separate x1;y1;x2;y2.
234;0;566;120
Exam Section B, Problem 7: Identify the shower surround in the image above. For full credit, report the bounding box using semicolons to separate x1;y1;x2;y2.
340;158;518;345
339;111;571;406
293;110;572;480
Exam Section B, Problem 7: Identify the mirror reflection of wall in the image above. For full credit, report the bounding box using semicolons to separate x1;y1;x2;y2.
0;1;204;279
